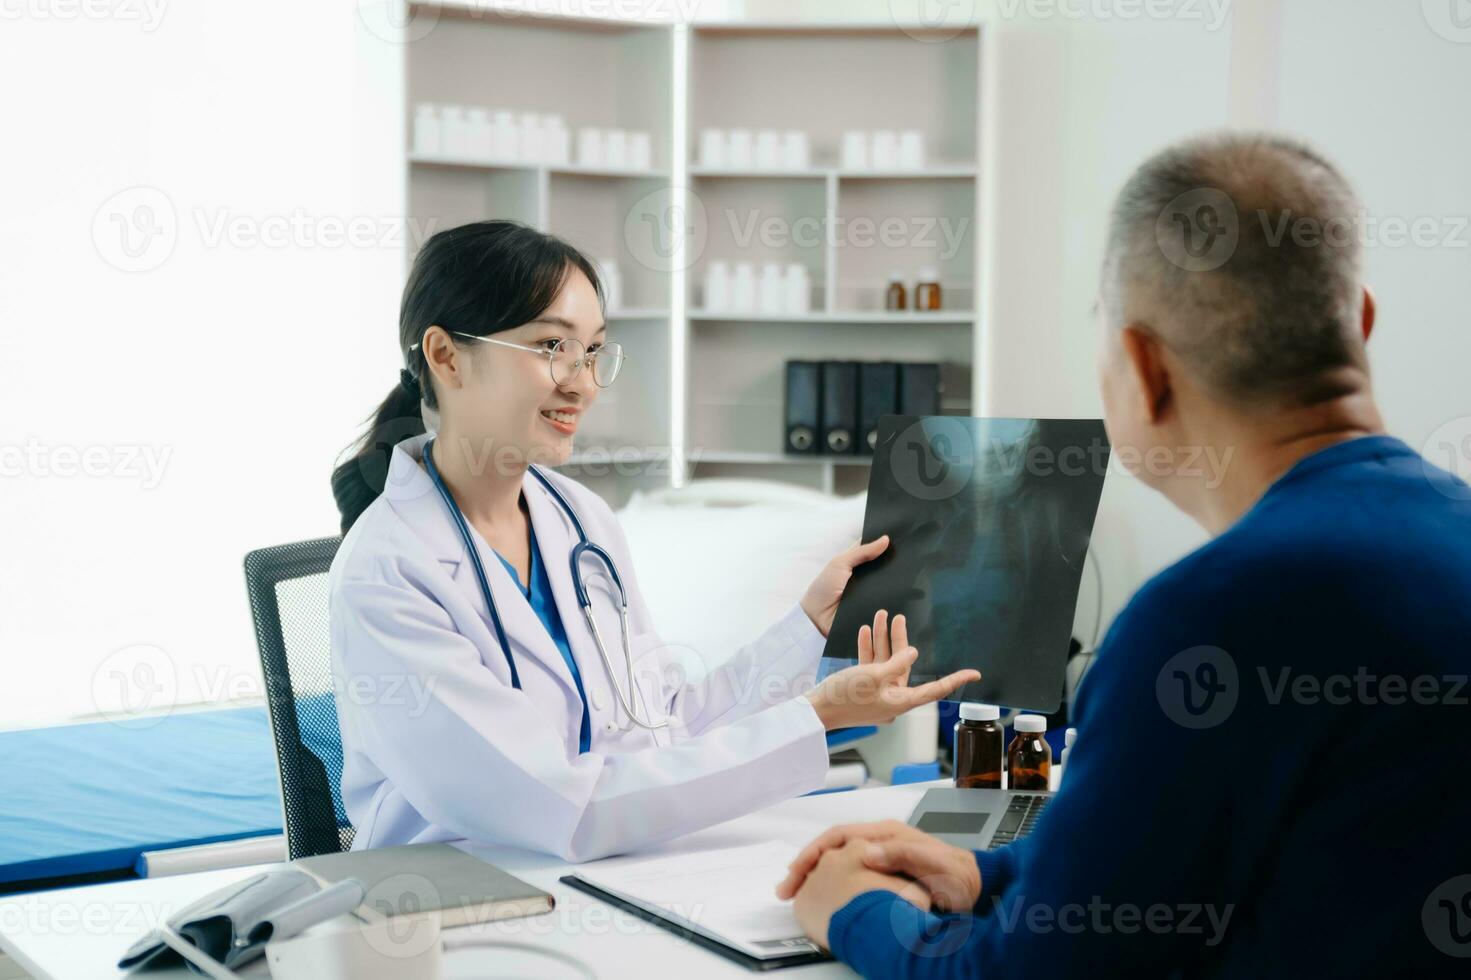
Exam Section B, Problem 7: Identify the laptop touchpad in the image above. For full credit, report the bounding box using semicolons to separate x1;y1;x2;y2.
915;811;990;834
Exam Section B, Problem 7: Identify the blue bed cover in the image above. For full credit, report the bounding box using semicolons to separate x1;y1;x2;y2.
0;707;283;886
1;697;891;887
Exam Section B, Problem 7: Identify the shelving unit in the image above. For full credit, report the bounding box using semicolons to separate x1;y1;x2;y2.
412;155;673;180
688;166;978;179
403;4;982;504
688;310;972;324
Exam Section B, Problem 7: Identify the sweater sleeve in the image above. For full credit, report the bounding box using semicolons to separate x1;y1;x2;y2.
823;582;1245;978
974;845;1020;908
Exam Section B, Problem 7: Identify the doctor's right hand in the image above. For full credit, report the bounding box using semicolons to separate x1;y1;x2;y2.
802;610;980;731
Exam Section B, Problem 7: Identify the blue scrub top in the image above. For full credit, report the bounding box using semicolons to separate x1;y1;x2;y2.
494;520;592;754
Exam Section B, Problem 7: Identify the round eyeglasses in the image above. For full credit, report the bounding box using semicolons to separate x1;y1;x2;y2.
412;331;625;388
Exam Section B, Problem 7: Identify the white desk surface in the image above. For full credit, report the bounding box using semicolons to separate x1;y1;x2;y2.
0;782;944;980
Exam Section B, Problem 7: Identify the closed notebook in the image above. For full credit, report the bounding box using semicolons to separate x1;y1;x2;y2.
294;843;553;929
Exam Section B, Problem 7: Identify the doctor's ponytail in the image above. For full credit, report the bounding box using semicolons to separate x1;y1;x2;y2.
330;220;602;535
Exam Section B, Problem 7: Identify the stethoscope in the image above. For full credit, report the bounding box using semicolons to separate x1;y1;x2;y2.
420;437;669;732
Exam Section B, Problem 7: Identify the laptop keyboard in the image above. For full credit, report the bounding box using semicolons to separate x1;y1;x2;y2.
989;793;1050;846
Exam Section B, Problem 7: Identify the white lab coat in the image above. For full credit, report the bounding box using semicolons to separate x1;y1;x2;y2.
329;432;831;862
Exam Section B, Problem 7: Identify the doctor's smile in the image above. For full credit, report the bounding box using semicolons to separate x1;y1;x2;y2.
327;220;977;862
540;405;579;436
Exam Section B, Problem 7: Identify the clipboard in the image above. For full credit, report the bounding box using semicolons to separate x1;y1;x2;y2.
559;875;831;972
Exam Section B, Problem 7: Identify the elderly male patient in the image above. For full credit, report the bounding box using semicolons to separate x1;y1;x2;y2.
777;132;1471;976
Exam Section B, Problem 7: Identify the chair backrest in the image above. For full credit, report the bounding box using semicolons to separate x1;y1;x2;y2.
243;536;353;859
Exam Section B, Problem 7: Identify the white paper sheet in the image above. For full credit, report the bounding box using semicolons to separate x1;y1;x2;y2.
571;841;821;960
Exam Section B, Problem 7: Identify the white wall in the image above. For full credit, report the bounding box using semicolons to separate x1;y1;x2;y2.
1270;0;1471;478
0;1;404;728
980;11;1235;636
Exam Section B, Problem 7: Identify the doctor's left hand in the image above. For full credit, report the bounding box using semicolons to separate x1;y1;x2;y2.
800;535;891;637
802;610;981;731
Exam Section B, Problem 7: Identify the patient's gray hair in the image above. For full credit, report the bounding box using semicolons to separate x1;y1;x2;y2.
1102;132;1368;407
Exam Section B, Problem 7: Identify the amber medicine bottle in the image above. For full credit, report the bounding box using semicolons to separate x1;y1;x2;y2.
1007;714;1051;791
953;703;1004;789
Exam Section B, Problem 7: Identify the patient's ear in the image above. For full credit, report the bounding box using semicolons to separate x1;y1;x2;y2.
1360;285;1376;342
1119;325;1172;424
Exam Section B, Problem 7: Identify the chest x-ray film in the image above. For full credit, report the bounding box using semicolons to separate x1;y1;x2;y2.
822;417;1111;713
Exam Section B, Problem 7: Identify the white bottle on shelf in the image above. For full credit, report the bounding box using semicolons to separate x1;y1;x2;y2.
727;129;754;170
781;130;809;170
492;110;518;162
520;113;545;164
440;105;468;161
544;115;570;166
1060;727;1077;771
758;262;784;314
484;110;506;161
599;258;623;312
605;128;628;170
699;128;726;169
841;129;868;170
466;108;492;163
577;127;604;168
413;104;441;158
898;130;925;170
755;130;782;171
783;263;810;314
731;261;756;314
703;260;730;312
886;269;909;311
628;131;651;171
871;130;899;170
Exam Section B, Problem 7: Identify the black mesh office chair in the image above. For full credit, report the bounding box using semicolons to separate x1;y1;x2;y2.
243;536;354;859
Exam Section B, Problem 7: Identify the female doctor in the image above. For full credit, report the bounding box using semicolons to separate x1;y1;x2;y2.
328;221;977;862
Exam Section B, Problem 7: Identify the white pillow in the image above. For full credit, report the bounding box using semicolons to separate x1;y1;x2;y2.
617;484;866;669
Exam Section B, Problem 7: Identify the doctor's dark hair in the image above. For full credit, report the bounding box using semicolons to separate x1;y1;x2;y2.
330;220;603;534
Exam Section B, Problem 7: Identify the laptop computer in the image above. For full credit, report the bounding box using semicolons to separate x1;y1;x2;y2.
908;787;1054;849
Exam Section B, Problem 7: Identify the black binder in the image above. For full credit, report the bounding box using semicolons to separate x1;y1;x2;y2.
783;361;821;455
858;362;899;455
898;362;942;417
820;360;859;455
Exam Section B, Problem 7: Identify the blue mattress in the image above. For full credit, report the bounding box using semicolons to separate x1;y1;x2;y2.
0;707;283;886
0;694;880;887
